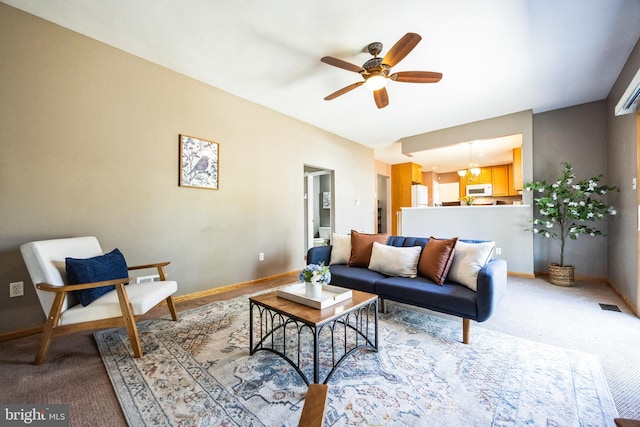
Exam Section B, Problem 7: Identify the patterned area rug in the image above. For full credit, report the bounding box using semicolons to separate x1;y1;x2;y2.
95;295;618;426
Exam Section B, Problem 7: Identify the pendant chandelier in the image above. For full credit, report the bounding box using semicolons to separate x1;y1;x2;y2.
457;142;481;177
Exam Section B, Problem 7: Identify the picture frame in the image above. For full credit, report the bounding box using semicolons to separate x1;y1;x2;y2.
179;134;219;190
322;191;331;209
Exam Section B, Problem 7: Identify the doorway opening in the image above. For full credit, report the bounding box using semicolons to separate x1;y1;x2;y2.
304;165;334;256
376;174;390;233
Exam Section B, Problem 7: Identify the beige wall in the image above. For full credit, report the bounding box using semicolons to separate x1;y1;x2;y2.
0;4;375;333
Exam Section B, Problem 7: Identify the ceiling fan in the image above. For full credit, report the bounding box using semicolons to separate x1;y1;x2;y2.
321;33;443;109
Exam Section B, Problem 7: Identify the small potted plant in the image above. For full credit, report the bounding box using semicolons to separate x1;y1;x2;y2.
524;162;617;286
458;195;475;206
299;263;331;298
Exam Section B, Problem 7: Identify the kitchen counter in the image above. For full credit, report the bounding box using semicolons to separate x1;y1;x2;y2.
423;204;529;208
400;205;534;276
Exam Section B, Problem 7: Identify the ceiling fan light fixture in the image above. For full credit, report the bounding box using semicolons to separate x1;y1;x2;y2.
364;74;387;91
457;169;468;177
470;167;481;176
321;33;442;107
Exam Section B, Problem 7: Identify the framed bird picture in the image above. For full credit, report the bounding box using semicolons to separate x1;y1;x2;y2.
179;134;219;190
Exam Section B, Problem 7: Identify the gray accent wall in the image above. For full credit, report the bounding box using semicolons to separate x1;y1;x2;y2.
531;101;610;278
607;37;640;310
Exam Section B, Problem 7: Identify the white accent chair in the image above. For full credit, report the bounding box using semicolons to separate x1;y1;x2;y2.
20;236;178;364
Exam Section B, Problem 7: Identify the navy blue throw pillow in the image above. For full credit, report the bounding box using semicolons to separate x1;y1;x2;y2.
65;248;129;307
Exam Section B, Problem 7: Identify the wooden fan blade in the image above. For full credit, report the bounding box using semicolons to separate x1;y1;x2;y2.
390;71;443;83
373;87;389;109
324;81;364;100
382;33;421;68
321;56;364;73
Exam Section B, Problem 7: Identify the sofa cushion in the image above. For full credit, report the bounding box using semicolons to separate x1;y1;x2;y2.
347;230;389;267
329;233;351;265
368;242;422;278
65;248;129;307
447;240;496;291
418;237;458;285
387;236;429;249
376;275;478;319
329;264;384;294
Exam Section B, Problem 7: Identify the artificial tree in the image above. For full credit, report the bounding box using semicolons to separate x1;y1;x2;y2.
524;162;617;284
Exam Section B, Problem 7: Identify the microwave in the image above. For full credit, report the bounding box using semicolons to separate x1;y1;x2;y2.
466;183;493;197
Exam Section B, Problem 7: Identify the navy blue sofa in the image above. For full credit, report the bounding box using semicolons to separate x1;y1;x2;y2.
306;236;507;344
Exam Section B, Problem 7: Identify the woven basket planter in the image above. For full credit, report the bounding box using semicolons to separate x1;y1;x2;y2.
548;263;575;287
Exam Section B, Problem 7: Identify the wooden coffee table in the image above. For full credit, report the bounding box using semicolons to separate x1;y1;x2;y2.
249;289;378;385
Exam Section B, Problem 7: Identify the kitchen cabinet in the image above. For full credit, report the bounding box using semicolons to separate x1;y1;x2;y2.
391;162;422;234
456;150;522;198
512;147;523;191
459;167;492;198
508;164;517;195
491;165;509;196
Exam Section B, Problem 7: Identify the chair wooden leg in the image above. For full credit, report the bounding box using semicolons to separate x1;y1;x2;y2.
166;296;178;321
157;266;178;321
298;384;328;427
462;318;470;344
34;292;66;365
115;283;143;358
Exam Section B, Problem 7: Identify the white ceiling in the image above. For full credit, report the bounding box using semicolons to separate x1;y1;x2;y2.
3;0;640;172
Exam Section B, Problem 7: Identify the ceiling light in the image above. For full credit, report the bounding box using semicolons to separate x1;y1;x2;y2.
458;142;481;178
364;74;387;91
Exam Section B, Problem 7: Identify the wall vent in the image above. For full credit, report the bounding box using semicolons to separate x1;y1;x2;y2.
599;303;621;312
615;67;640;116
136;274;160;283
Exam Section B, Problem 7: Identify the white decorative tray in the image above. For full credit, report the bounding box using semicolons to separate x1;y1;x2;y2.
277;283;352;309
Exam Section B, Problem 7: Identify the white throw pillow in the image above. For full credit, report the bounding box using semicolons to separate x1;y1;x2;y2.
368;242;422;278
447;241;496;291
329;233;351;265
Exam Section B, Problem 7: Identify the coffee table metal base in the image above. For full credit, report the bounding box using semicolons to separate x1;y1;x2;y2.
249;296;378;385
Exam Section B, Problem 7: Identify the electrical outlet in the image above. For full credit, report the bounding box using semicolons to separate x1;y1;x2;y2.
259;252;264;261
9;281;24;298
495;247;502;255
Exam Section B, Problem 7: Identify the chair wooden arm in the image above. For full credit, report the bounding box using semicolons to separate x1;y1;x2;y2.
36;277;131;293
128;261;171;281
127;261;171;271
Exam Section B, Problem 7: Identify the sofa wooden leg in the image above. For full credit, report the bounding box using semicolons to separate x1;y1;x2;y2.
462;318;470;344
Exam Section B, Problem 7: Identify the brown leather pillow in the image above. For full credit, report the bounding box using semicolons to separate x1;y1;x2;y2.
418;237;458;285
348;230;389;267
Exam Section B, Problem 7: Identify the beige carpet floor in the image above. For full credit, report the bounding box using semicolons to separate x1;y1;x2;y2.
0;275;638;425
439;276;640;419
